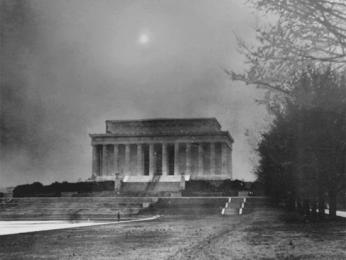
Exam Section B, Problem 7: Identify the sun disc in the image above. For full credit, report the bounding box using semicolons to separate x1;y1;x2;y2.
139;33;150;45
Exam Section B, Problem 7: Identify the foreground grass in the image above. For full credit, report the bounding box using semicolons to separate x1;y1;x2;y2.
0;209;345;259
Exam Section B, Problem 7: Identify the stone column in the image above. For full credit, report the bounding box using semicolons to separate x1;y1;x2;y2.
113;144;119;174
92;145;98;177
185;143;192;175
162;143;168;176
149;143;155;176
228;147;233;179
102;145;108;176
174;143;179;175
125;144;130;175
210;142;216;175
198;143;203;175
137;144;143;175
221;143;228;175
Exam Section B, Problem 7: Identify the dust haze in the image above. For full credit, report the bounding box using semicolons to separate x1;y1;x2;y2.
0;0;269;187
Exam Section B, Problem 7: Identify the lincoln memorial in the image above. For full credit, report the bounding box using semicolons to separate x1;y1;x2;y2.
89;118;233;191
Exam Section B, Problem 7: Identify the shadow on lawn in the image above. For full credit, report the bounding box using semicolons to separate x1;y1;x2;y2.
248;210;346;244
242;210;346;259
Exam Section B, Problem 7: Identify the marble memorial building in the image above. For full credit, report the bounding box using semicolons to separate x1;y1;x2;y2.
89;118;233;190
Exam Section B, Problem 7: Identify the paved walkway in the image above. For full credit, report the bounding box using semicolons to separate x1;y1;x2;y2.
0;215;160;236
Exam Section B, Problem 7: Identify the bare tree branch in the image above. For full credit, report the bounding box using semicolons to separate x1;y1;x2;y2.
229;0;346;102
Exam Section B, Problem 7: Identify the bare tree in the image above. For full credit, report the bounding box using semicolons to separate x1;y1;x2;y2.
227;0;346;101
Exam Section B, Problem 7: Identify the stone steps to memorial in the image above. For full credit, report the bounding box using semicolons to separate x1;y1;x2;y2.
1;202;144;208
0;206;143;215
0;197;156;220
156;197;228;205
226;199;270;208
222;208;238;215
0;206;143;212
0;214;134;221
0;207;141;215
0;215;131;221
141;197;228;216
0;198;156;211
221;197;270;216
151;208;222;216
226;201;244;208
4;197;156;203
0;197;270;219
181;191;227;197
0;209;142;220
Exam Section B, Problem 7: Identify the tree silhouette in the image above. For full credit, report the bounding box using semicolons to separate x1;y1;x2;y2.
257;67;346;218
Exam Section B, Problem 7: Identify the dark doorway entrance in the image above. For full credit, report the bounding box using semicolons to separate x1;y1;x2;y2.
143;144;149;176
154;144;162;175
167;144;175;175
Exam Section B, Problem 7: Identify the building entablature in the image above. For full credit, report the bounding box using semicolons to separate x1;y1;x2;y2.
89;132;233;148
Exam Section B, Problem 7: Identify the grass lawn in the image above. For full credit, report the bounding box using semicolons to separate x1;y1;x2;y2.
0;208;345;259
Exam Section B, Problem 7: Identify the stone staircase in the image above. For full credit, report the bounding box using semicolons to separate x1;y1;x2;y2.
142;197;228;216
144;175;161;193
0;197;158;221
221;197;270;215
0;196;270;220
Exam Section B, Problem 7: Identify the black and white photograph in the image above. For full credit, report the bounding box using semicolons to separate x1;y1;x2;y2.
0;0;346;259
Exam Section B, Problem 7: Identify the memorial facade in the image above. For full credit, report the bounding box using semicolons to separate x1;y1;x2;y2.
89;118;233;186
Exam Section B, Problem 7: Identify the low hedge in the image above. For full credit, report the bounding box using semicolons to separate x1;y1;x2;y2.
13;181;114;197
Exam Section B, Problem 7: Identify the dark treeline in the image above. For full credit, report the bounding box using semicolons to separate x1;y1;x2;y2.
183;179;258;196
13;181;114;197
257;67;346;218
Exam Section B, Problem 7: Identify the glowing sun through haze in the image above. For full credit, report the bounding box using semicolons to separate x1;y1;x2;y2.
138;33;150;45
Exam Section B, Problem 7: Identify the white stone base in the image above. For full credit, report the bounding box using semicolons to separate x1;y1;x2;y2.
94;174;229;182
190;174;231;181
123;175;190;183
94;175;115;181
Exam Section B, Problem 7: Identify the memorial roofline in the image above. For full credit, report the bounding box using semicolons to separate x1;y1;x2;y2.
106;117;220;125
104;118;225;136
89;131;234;143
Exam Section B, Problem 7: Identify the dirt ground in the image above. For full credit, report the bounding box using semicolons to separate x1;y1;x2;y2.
0;208;345;260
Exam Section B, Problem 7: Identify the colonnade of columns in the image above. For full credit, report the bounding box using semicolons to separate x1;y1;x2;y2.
92;142;231;178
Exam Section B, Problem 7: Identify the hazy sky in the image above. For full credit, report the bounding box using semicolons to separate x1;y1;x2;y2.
0;0;270;187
